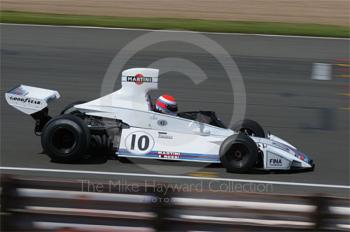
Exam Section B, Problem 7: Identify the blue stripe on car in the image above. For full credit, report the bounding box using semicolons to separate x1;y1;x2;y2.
118;148;220;162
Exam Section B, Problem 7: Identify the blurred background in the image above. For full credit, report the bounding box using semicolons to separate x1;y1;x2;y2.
2;0;349;26
1;0;349;231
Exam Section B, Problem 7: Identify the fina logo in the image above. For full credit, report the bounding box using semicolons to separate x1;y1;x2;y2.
269;158;282;166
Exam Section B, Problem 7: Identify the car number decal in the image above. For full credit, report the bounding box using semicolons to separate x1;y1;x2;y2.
125;131;155;155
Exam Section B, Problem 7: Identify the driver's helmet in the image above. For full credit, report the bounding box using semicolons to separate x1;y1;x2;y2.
155;94;178;115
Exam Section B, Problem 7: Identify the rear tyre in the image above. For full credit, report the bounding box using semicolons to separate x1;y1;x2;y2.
41;114;90;163
60;100;86;116
220;133;258;172
232;119;265;137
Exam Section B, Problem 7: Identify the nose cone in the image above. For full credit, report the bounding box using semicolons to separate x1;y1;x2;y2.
292;150;315;171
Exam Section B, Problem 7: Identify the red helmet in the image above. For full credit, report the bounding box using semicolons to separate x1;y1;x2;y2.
156;95;178;114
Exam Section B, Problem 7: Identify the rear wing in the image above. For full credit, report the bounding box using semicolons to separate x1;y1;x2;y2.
5;85;60;115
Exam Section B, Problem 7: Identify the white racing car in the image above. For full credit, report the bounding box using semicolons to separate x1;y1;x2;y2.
5;68;314;172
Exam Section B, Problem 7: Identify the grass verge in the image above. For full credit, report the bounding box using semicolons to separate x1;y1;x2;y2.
1;11;349;38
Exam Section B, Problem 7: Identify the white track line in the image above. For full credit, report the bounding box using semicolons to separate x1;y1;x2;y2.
1;166;350;189
1;23;349;40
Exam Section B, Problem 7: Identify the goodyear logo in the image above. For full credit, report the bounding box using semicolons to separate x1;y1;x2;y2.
9;96;41;105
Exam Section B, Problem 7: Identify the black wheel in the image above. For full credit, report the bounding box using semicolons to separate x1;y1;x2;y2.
232;119;265;137
41;114;90;163
90;134;115;155
220;133;258;172
60;100;86;115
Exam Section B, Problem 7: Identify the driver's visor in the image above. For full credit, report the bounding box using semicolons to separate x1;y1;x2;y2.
167;104;178;112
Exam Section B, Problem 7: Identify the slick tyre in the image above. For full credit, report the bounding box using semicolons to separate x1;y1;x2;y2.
232;119;265;137
220;133;258;172
60;101;86;116
41;114;90;163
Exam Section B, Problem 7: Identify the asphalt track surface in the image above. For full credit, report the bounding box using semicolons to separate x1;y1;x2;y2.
1;24;349;197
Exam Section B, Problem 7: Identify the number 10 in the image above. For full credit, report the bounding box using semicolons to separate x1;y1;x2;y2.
130;134;150;151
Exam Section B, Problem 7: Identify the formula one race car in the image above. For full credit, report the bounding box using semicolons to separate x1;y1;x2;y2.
5;68;314;172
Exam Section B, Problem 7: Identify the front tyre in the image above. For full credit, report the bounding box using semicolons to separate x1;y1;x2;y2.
232;119;265;137
220;133;258;172
41;114;90;163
